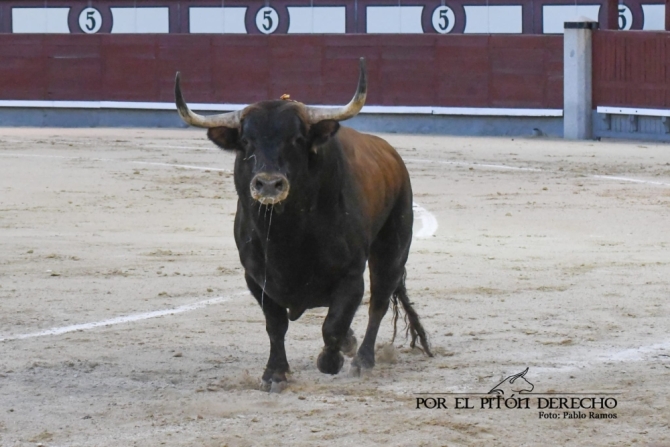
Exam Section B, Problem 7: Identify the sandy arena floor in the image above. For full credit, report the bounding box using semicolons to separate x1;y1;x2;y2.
0;128;668;446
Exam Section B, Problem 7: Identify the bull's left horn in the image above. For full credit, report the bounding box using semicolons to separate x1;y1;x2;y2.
174;72;243;128
304;58;367;123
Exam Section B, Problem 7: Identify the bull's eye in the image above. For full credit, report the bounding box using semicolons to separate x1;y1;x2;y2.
292;136;306;147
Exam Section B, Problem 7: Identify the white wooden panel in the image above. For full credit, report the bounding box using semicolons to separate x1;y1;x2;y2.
12;8;70;33
598;106;670;117
189;7;247;33
287;7;346;34
432;107;563;116
642;5;665;30
0;100;563;117
366;6;424;34
110;7;169;33
463;6;523;34
542;5;600;34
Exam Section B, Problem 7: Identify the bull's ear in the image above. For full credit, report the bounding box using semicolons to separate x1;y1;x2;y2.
309;119;340;151
207;127;239;150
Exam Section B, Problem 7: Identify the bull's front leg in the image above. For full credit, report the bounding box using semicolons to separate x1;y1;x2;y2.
245;273;290;392
317;275;364;375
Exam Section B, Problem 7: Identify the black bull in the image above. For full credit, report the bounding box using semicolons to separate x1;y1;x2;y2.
174;59;433;391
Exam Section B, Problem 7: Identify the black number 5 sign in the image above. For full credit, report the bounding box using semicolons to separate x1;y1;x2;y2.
256;7;279;34
432;6;455;34
618;5;633;30
78;7;102;33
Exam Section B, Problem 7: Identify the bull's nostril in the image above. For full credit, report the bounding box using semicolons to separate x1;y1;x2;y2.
252;175;287;198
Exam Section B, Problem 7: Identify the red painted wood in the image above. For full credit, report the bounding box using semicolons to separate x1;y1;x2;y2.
593;30;670;109
0;34;563;108
156;35;213;103
601;0;619;30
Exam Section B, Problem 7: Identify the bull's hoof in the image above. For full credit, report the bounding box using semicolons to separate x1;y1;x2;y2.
317;349;344;375
261;368;289;392
261;378;288;393
341;331;358;358
350;354;374;377
270;380;288;393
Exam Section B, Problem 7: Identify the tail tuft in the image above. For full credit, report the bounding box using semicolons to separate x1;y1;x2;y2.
390;271;433;357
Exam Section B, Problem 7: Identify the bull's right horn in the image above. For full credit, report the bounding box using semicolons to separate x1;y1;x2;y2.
174;72;243;128
303;58;367;124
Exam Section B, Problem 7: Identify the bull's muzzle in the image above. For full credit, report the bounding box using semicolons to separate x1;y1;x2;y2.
250;173;290;205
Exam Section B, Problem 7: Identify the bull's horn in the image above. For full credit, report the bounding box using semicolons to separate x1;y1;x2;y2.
304;57;367;123
174;72;242;128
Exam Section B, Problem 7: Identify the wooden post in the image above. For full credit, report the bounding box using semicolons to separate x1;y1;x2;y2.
602;0;619;30
666;0;670;31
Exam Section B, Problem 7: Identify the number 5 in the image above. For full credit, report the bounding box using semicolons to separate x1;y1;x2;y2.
438;10;449;31
617;5;632;30
86;11;96;31
432;6;455;34
256;7;278;34
78;7;102;34
263;10;273;31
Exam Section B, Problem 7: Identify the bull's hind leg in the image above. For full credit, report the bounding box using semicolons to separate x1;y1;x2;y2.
352;267;434;375
351;191;412;374
245;273;290;392
351;192;433;375
350;254;404;374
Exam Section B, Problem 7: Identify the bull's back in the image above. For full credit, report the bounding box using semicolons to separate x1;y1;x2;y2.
336;127;411;233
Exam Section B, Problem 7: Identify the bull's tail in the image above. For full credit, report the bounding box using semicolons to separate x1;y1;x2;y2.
391;270;434;357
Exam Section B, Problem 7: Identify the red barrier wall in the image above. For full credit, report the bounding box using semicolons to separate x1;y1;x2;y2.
0;34;563;108
593;30;670;109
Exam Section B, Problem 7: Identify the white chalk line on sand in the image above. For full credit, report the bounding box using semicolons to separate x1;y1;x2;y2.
592;174;670;187
406;157;670;187
0;292;247;342
605;339;670;362
405;157;543;172
2;152;667;239
143;144;219;151
533;339;670;376
0;153;232;173
4;152;668;186
0;152;439;238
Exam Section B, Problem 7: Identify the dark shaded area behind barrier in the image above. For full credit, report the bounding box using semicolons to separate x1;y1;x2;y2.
593;30;670;109
0;34;563;108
